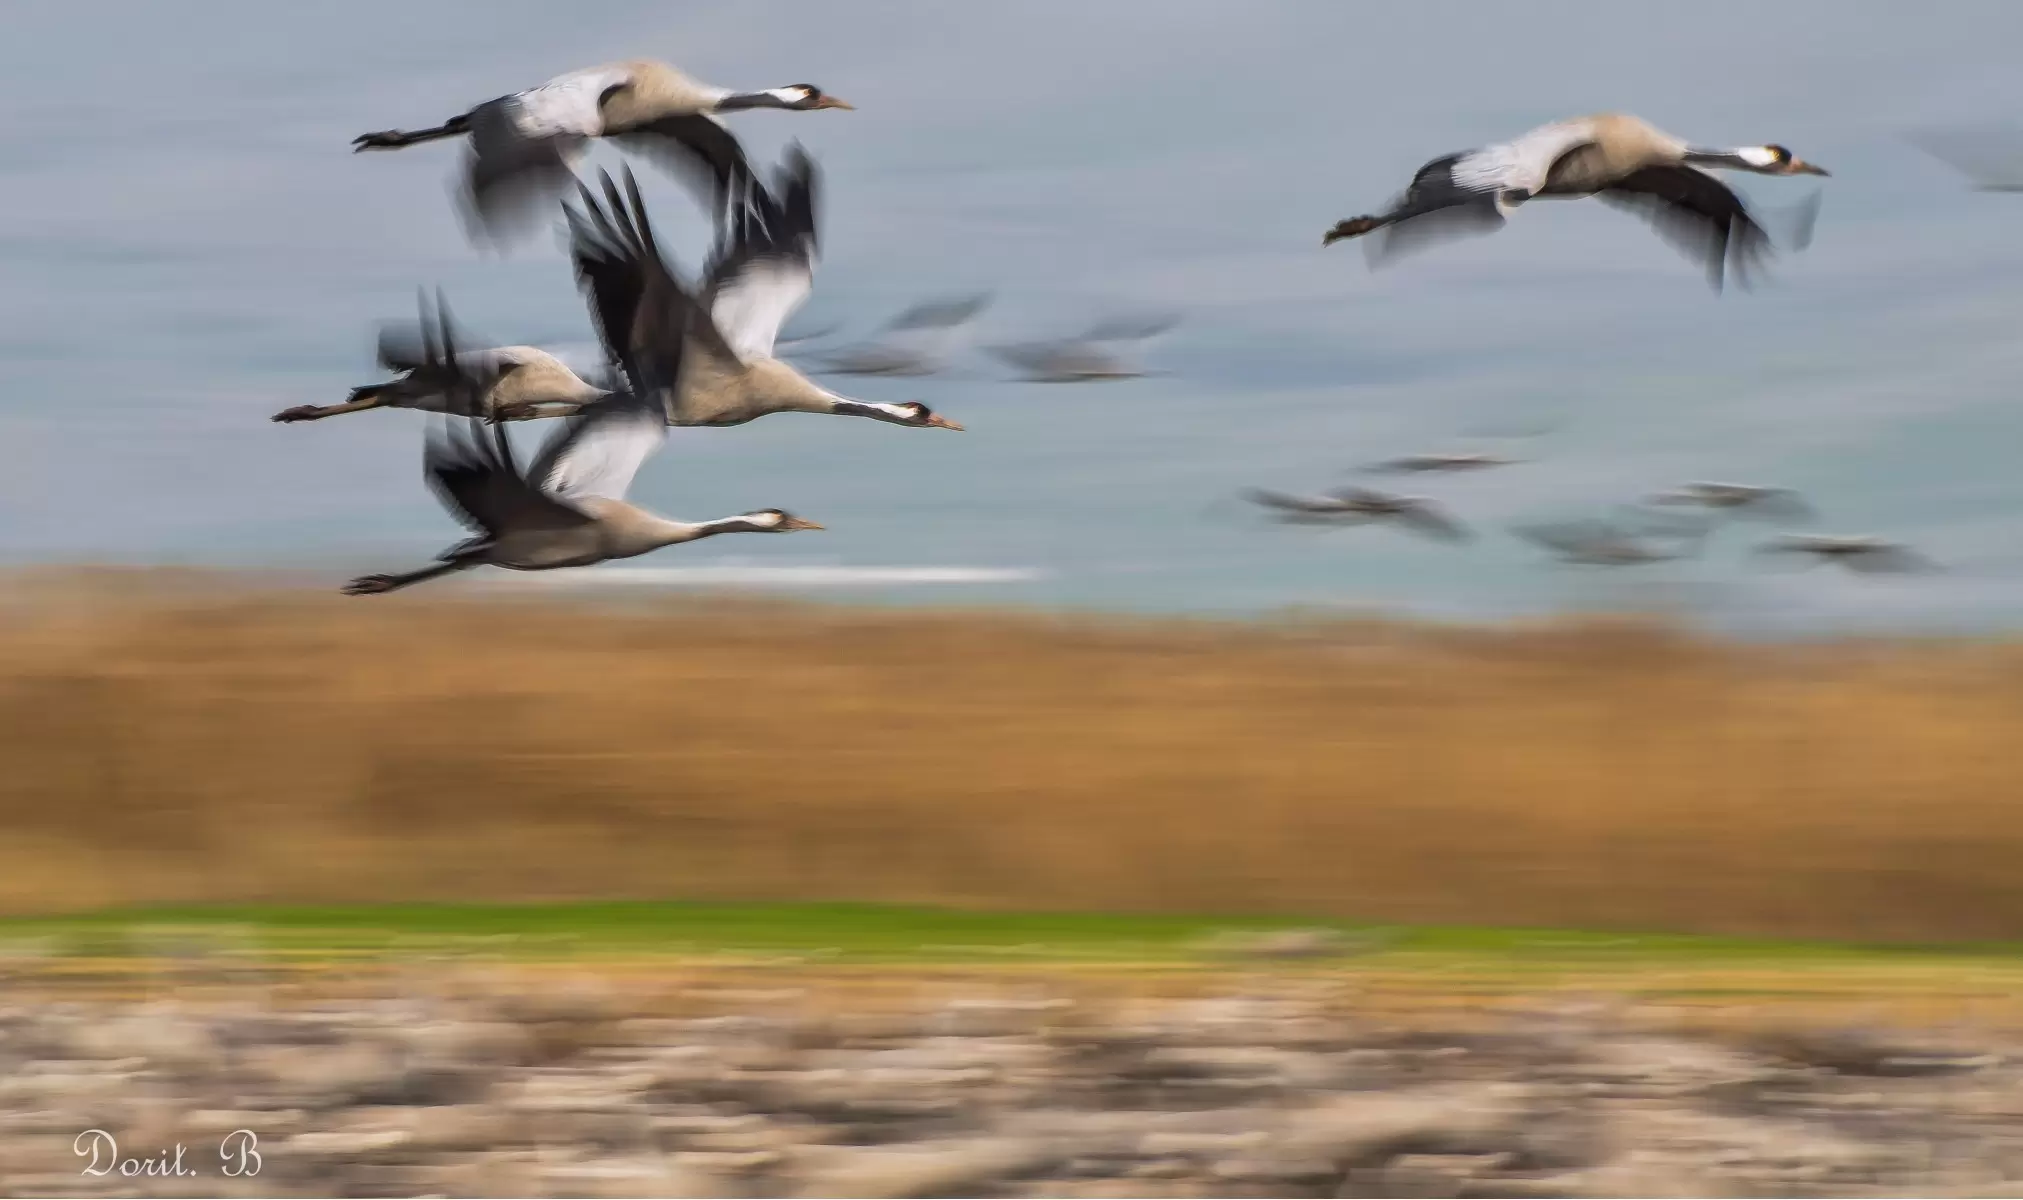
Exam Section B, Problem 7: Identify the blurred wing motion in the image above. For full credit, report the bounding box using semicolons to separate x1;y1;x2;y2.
989;339;1145;382
702;144;821;366
1078;310;1183;343
414;295;596;541
1364;453;1516;474
815;343;944;377
881;291;993;332
1244;487;1354;516
1755;535;1938;574
1908;126;2023;191
1779;187;1824;252
1595;166;1775;292
527;392;670;504
1390;501;1472;543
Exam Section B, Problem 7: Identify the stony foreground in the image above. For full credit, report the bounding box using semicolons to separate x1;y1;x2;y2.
1;964;2021;1198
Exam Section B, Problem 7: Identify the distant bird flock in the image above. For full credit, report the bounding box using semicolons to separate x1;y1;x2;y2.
291;58;1975;594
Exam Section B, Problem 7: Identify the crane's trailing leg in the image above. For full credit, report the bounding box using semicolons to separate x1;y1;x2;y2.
352;114;471;152
1323;216;1389;245
341;560;475;596
271;387;388;423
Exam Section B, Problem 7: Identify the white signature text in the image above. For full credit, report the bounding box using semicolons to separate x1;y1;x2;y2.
74;1128;261;1177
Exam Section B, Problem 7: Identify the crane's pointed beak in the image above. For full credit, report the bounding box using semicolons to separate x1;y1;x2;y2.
925;414;965;431
781;517;826;532
1789;159;1829;176
815;96;854;111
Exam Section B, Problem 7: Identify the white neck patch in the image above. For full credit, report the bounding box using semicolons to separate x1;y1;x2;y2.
1736;145;1781;168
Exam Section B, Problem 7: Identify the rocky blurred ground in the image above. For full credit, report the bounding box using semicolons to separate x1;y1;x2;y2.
2;958;2021;1198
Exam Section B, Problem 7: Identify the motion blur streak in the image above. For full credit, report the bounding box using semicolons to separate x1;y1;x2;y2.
4;570;2023;942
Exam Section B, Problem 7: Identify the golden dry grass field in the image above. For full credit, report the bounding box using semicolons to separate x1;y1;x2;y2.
2;568;2020;946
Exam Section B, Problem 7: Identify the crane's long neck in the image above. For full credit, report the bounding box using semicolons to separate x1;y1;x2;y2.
647;514;774;546
771;374;922;426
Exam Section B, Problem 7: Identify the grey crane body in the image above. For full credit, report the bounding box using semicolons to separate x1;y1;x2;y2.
273;327;607;424
351;59;851;244
551;157;964;433
343;294;821;596
1324;113;1827;289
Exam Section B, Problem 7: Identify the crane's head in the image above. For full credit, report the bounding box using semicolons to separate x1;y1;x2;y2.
1743;144;1830;176
894;401;964;431
740;508;826;533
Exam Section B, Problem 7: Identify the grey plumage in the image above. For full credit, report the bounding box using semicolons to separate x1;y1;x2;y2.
342;292;822;596
273;309;608;424
555;157;965;433
352;60;852;246
1324;113;1827;290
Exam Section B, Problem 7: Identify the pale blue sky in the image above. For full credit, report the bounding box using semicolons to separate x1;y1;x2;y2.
6;0;2023;632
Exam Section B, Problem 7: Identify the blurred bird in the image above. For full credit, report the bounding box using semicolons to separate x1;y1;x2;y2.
1074;310;1184;343
1244;486;1471;542
342;295;823;596
811;292;995;377
550;156;964;432
1907;126;2023;192
1753;535;1938;574
1324;113;1827;290
352;60;851;245
985;309;1179;383
988;338;1150;382
884;292;996;332
1648;481;1814;522
273;313;609;424
1513;517;1705;565
1364;452;1520;474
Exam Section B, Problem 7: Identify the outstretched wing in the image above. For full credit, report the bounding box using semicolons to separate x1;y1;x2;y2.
416;294;593;540
526;392;669;504
701;144;821;365
1598;165;1773;292
565;166;730;397
615;112;753;213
